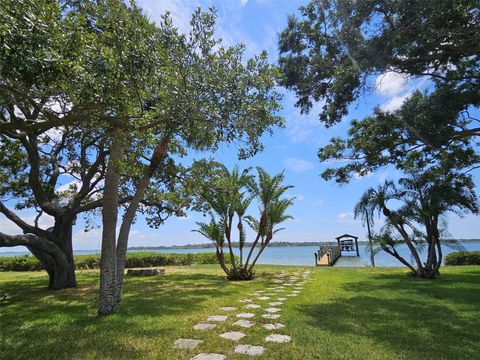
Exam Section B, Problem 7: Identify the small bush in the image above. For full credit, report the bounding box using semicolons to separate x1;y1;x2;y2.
445;251;480;266
0;252;222;271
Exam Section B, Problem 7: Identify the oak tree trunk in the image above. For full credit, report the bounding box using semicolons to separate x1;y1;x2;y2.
98;133;124;316
115;137;169;304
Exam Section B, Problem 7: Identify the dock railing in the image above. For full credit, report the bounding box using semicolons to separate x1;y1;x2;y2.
317;242;341;266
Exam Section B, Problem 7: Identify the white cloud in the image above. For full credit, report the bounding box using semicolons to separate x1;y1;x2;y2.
338;212;354;220
287;126;314;143
284;158;315;172
311;198;323;207
378;171;389;182
283;90;325;143
140;0;198;34
354;171;373;180
0;213;54;235
57;180;82;193
239;0;248;6
375;71;408;96
381;92;412;112
287;193;304;201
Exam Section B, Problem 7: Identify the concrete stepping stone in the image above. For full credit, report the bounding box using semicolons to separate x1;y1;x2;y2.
208;315;228;322
219;306;236;311
193;323;217;330
262;323;285;330
283;283;292;287
219;331;246;341
237;312;256;318
257;296;270;300
262;314;280;319
233;319;255;328
191;354;227;360
265;334;291;343
234;344;264;356
268;302;283;306
239;299;253;303
292;291;300;294
174;338;203;349
245;304;261;309
273;280;282;284
277;297;287;301
264;307;281;313
286;294;297;297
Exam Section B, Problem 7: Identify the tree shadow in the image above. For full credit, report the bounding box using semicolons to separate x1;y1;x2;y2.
297;270;480;359
0;271;264;359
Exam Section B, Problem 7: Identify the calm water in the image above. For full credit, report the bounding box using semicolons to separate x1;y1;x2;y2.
1;241;479;267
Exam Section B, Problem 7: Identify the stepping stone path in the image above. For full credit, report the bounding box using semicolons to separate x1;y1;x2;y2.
219;331;246;341
265;307;281;313
236;312;256;319
207;315;228;322
262;323;285;330
191;354;227;360
268;302;283;306
262;314;281;319
174;339;203;349
265;334;292;343
178;271;312;359
233;319;255;328
219;306;236;311
193;323;217;331
234;345;264;356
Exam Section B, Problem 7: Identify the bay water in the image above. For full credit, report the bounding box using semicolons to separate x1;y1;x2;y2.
1;241;479;267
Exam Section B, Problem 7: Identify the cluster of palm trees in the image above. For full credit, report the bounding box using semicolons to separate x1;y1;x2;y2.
355;171;478;278
194;166;294;280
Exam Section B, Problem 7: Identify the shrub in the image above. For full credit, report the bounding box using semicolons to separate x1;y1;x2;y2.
445;251;480;266
0;252;222;271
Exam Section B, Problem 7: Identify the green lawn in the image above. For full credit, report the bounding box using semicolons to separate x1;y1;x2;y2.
1;265;479;360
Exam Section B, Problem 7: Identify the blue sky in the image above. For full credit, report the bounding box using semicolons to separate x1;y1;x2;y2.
1;0;478;251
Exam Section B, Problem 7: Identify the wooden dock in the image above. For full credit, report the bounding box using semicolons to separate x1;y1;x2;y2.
315;235;360;266
315;243;341;266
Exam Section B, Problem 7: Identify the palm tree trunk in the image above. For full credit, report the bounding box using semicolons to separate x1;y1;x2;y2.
244;232;262;268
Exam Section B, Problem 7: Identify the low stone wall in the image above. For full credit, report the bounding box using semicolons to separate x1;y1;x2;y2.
126;267;165;276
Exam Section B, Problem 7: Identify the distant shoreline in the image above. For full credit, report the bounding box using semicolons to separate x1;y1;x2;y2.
128;239;480;251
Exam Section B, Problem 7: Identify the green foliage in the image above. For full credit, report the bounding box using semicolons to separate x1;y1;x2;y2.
318;89;479;183
354;171;479;277
445;251;480;266
193;166;294;280
278;0;480;126
0;252;222;271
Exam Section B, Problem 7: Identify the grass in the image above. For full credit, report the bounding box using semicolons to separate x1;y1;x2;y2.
1;265;479;360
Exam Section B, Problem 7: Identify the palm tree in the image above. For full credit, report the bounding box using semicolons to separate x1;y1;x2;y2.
193;166;294;280
193;216;228;273
354;171;478;278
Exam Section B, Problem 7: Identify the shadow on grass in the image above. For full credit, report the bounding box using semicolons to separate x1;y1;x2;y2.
297;270;480;359
0;271;244;359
